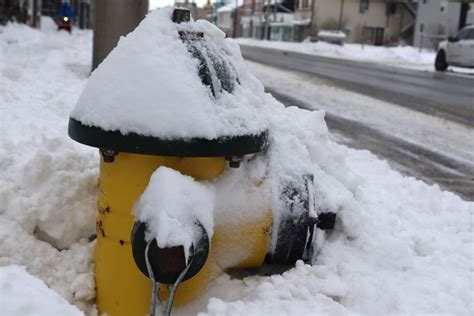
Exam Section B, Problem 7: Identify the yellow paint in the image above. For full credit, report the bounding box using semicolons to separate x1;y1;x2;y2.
95;152;271;316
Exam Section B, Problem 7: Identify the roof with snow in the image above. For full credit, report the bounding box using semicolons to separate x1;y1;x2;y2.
217;0;244;13
69;8;269;157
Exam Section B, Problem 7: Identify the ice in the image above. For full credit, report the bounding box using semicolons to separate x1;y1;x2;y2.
0;265;84;316
134;166;215;259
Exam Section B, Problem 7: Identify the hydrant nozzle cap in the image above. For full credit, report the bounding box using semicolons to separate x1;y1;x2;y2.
172;8;190;23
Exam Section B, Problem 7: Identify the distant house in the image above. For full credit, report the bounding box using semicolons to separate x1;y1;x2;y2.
216;0;244;37
0;0;28;24
0;0;91;28
241;0;294;40
293;0;312;41
241;0;265;39
310;0;417;45
175;0;211;21
241;0;417;45
414;0;473;49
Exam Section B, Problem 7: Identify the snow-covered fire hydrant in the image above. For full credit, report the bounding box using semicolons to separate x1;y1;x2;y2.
68;8;334;316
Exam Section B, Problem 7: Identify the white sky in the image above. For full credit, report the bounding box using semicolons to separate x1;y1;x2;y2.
150;0;208;10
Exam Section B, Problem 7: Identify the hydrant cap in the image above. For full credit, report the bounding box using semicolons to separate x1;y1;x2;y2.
68;7;269;157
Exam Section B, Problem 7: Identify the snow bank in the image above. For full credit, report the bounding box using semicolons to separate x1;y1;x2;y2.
0;23;97;313
195;141;473;315
72;8;268;140
0;265;84;316
134;167;215;259
236;38;437;71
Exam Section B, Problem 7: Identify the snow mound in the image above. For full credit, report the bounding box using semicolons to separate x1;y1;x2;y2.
235;38;437;71
134;167;215;258
71;8;269;139
0;265;84;316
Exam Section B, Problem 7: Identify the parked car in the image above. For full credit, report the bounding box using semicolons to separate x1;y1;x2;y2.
435;25;474;71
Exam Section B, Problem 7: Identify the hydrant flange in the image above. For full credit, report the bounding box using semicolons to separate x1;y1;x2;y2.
68;118;268;157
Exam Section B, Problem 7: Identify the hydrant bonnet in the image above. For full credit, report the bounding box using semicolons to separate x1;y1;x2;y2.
68;8;269;158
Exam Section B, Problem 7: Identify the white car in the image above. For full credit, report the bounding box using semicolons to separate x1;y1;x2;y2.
435;25;474;71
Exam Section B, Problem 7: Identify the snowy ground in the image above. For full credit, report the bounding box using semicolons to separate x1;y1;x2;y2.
236;38;474;75
1;22;473;316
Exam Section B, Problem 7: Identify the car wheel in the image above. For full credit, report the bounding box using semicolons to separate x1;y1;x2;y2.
435;50;448;71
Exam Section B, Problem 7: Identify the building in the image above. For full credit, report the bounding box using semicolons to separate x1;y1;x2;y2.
216;0;243;37
293;0;312;41
414;0;473;49
0;0;28;24
241;0;295;40
175;0;212;20
0;0;91;28
310;0;417;45
240;1;417;44
241;0;265;38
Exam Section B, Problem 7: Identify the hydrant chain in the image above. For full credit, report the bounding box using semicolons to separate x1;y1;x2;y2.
145;240;159;316
164;256;195;316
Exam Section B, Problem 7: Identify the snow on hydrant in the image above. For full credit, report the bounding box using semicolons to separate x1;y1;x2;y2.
68;7;335;316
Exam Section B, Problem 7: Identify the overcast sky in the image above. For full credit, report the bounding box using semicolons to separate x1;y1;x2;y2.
150;0;208;10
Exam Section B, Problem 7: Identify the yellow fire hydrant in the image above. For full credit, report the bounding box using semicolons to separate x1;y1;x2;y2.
68;7;334;316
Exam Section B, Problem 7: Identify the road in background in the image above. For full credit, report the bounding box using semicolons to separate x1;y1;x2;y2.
240;45;474;127
270;90;474;200
241;54;474;201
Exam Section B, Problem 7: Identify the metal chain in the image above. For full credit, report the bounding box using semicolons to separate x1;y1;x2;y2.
145;240;159;316
145;240;195;316
164;256;194;316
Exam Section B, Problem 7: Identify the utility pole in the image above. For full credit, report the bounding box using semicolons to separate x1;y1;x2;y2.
92;0;149;71
232;0;238;38
338;0;344;31
263;0;270;40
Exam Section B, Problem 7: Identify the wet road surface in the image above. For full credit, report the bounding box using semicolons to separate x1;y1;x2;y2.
240;45;474;127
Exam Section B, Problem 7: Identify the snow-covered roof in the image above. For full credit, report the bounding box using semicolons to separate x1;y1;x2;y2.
71;7;269;140
217;0;243;13
292;18;311;26
317;30;347;39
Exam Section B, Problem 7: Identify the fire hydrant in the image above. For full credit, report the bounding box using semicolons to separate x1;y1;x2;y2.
69;8;334;316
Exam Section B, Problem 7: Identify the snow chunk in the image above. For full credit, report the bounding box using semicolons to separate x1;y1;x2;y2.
134;167;215;258
0;265;84;316
71;7;268;139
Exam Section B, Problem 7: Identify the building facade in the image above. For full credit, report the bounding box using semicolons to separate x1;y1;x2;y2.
239;0;419;45
414;0;473;49
310;0;417;45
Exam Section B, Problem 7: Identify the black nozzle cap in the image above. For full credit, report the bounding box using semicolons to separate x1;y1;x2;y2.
172;8;191;23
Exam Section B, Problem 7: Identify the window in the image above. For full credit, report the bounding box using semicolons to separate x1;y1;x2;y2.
296;0;310;10
386;3;397;15
360;0;369;13
468;29;474;40
456;28;470;40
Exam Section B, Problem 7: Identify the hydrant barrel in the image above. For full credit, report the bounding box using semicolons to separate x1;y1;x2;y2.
96;153;227;315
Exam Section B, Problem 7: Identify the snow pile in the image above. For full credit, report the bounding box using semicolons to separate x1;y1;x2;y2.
236;38;437;71
72;8;268;139
0;265;84;316
194;138;473;315
134;167;215;258
0;22;97;313
317;30;347;39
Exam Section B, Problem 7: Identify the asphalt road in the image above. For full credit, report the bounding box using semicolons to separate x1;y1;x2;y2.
268;88;474;201
240;45;474;127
